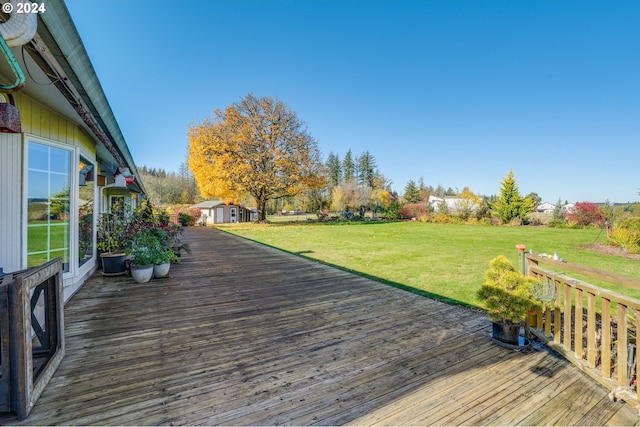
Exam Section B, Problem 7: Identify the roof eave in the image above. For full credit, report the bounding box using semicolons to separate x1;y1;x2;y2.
36;0;146;194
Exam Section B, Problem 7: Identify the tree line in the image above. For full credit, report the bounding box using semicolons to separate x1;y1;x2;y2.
138;92;634;225
324;150;395;213
138;163;199;206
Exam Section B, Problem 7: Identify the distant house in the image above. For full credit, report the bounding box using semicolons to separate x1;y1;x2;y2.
191;200;256;225
0;2;144;302
536;202;555;213
536;202;576;215
427;195;484;215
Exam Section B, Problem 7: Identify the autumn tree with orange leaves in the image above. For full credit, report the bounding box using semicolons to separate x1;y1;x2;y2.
188;94;326;221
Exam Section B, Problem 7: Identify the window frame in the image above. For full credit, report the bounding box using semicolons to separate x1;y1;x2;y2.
24;136;97;279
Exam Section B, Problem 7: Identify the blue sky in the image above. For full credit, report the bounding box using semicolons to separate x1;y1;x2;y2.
65;0;639;204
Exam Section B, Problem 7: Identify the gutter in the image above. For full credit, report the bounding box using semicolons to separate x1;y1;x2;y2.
29;0;145;193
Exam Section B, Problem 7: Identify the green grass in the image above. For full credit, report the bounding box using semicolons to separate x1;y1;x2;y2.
217;220;640;309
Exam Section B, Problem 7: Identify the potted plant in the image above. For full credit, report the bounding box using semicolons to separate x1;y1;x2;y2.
149;226;177;278
165;223;191;260
97;213;129;276
152;244;178;278
126;231;157;283
178;212;191;226
476;255;537;346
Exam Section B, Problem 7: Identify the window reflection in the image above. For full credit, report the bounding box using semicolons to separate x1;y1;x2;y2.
78;155;94;267
27;142;71;273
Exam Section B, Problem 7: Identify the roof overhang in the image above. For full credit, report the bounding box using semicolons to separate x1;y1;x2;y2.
0;0;145;194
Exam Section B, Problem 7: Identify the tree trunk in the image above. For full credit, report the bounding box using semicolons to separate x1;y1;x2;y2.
257;197;268;222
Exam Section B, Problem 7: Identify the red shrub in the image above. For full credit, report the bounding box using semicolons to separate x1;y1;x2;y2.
567;202;604;226
399;203;427;219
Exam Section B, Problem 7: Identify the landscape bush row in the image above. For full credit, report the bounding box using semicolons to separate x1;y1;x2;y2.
307;199;640;256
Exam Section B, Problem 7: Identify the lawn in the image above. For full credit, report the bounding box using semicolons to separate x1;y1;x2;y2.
217;220;640;309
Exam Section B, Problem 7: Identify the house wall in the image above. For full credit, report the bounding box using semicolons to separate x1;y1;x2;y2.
203;207;216;226
218;205;242;223
0;93;99;302
0;133;24;273
193;203;253;225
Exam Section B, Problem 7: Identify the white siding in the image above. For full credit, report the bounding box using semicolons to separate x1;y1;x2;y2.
0;133;23;272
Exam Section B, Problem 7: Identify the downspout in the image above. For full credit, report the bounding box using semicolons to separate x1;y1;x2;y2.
0;35;24;92
0;0;36;92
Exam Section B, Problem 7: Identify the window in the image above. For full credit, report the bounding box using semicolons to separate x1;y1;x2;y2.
110;196;126;217
78;155;95;267
27;142;71;273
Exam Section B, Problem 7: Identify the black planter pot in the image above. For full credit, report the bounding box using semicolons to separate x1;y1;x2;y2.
101;253;127;276
491;321;522;345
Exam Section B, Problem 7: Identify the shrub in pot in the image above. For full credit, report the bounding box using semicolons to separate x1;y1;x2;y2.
126;231;157;283
151;243;178;278
476;255;537;345
97;213;129;276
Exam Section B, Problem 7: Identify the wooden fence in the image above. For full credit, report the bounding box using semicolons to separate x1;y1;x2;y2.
526;253;640;397
0;258;65;420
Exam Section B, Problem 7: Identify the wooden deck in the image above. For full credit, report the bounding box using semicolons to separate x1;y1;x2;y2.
2;227;639;426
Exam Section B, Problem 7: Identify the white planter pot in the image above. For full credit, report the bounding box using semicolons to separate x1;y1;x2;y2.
130;264;153;283
153;262;171;278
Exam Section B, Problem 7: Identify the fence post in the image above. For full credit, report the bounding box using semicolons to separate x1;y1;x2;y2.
0;275;11;412
618;304;628;387
524;253;543;330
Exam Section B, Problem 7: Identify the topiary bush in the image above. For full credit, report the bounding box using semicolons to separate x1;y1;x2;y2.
477;255;537;324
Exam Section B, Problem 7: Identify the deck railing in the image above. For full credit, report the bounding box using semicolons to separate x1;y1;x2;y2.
525;253;640;395
0;258;65;420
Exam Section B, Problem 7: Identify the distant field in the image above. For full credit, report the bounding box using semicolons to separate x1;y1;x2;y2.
217;220;640;308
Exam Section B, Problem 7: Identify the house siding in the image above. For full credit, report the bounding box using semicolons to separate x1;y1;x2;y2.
0;133;23;273
17;94;96;154
0;93;100;301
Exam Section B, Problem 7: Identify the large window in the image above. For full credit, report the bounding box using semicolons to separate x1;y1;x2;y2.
27;142;71;273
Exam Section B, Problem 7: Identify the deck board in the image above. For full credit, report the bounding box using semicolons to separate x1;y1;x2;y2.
1;227;639;425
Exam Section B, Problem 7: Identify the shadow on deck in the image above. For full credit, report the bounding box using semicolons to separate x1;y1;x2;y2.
1;227;638;425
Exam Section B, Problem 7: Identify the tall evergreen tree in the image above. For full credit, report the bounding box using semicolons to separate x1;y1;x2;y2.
491;169;535;224
343;149;356;183
356;151;377;188
404;179;421;203
326;152;342;188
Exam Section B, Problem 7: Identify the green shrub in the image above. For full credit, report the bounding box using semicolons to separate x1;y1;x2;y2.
547;219;566;228
431;213;459;224
380;201;401;220
477;255;537;324
620;217;640;232
475;217;494;226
